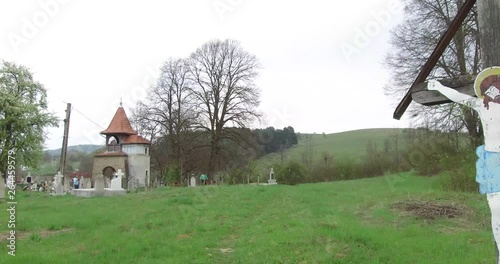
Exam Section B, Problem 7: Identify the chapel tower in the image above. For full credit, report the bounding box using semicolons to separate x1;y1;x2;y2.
92;105;151;189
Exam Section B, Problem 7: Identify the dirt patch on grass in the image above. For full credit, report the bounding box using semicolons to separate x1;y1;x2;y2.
391;200;468;220
0;228;73;241
176;233;191;240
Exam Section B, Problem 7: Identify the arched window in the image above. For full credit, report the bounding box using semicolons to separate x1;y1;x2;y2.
107;136;120;152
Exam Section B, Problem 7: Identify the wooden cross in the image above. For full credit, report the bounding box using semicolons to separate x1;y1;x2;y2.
393;0;500;259
393;0;486;119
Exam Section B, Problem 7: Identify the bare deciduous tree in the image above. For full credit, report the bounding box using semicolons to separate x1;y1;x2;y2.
131;58;195;182
188;39;262;176
385;0;482;147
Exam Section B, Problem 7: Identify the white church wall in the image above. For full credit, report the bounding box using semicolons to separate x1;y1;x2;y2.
127;153;151;188
122;144;149;155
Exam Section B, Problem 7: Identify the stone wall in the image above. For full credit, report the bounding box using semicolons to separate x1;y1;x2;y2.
92;156;127;181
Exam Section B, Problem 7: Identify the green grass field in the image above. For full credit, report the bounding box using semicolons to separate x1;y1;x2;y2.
0;173;494;263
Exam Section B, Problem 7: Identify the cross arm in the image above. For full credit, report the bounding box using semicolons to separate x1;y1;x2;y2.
410;75;476;106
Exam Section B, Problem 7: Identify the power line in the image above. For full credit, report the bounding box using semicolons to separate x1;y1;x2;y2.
72;108;105;130
61;101;105;130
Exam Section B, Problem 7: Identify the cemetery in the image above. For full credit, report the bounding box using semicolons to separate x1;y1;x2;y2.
3;0;500;263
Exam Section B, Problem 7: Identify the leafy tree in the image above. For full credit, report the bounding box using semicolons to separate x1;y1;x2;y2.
0;61;58;178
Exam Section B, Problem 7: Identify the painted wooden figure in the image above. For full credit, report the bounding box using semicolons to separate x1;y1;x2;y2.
428;67;500;259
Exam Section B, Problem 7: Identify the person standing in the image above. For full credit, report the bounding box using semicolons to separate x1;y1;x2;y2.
73;176;79;189
200;172;208;185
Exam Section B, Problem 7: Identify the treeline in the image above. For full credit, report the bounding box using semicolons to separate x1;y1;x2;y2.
254;126;298;155
146;126;297;186
271;128;477;192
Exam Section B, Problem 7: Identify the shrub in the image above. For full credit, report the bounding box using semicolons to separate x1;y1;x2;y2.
275;161;307;185
165;165;180;185
438;150;478;192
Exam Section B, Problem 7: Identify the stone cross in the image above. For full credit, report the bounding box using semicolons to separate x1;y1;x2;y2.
80;178;87;189
94;173;105;194
105;178;111;188
53;171;64;195
268;168;277;185
86;178;92;189
115;169;125;178
111;169;124;190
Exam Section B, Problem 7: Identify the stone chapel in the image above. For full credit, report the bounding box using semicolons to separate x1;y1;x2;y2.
92;105;151;189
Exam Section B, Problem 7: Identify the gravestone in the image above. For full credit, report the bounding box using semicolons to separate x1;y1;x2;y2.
80;177;90;189
94;173;105;194
104;177;110;188
26;172;32;185
85;179;92;189
111;169;124;190
53;171;64;195
268;168;277;185
80;178;87;189
64;176;71;191
190;176;196;187
127;178;134;191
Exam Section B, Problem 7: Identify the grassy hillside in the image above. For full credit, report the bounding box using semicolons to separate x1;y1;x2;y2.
0;174;492;263
45;144;103;157
32;161;81;176
257;128;406;169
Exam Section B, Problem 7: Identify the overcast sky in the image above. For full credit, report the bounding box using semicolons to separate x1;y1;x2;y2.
1;0;410;150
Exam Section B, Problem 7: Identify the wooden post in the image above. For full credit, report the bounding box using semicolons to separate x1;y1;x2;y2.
476;0;500;259
411;75;475;105
393;0;476;119
477;0;500;67
59;103;71;187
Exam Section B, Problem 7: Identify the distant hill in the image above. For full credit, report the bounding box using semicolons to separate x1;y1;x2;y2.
256;128;410;169
46;144;104;157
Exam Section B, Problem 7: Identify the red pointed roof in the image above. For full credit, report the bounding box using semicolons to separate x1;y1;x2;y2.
122;134;150;144
101;107;136;135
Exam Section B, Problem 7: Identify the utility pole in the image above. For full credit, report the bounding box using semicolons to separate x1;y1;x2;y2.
59;103;71;187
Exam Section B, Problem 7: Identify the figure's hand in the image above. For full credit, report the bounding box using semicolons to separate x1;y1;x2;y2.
427;80;443;91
